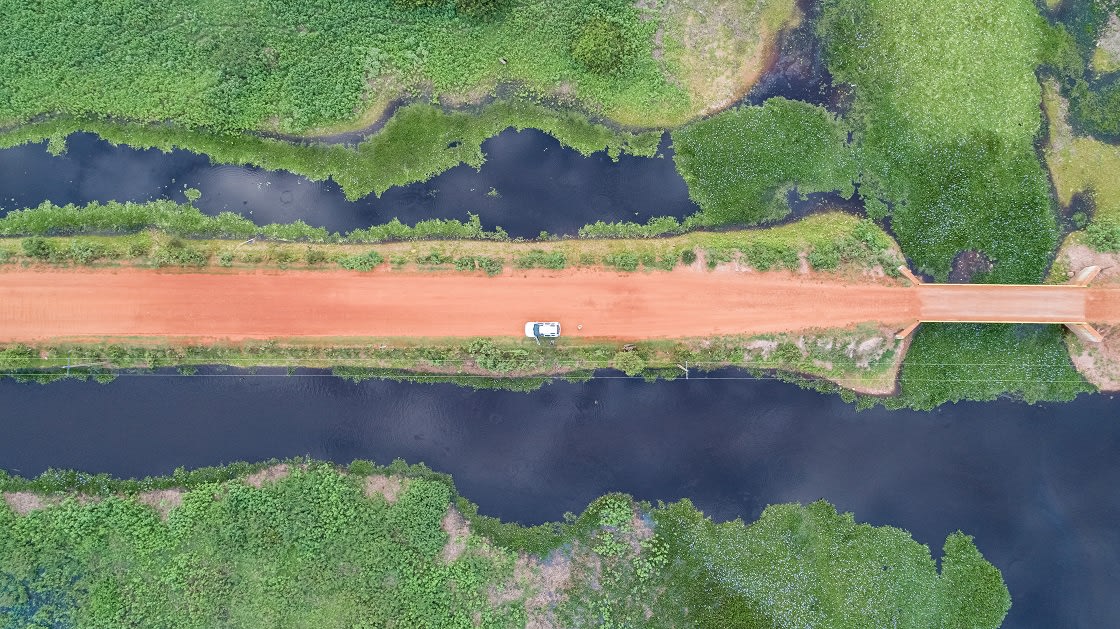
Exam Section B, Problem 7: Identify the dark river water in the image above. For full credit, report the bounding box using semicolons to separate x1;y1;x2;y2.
0;130;698;238
0;369;1116;629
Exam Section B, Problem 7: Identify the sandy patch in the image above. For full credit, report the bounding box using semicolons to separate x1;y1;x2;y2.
1059;244;1120;286
3;492;47;515
138;489;183;520
1069;324;1120;391
364;474;407;504
490;551;575;629
440;507;471;564
244;463;290;488
2;492;100;514
1095;14;1120;72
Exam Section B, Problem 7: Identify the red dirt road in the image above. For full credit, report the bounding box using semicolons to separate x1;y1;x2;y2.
0;267;919;342
8;267;1120;344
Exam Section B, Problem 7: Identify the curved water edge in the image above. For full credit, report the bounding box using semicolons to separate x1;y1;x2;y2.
0;368;1117;628
0;130;697;239
0;128;862;239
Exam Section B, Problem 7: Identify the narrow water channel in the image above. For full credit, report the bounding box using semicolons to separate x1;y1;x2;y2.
0;130;700;238
1;369;1116;629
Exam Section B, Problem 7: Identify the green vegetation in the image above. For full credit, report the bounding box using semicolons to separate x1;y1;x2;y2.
1042;81;1120;253
0;0;798;135
1042;0;1120;140
0;208;902;282
0;0;663;131
512;249;567;270
0;102;662;200
653;499;1010;627
0;200;506;243
820;0;1058;283
671;98;857;226
0;461;1010;628
336;250;385;271
0;322;904;398
890;324;1093;410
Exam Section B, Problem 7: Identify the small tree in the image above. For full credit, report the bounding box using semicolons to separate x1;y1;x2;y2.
571;18;635;75
184;187;202;205
613;349;646;376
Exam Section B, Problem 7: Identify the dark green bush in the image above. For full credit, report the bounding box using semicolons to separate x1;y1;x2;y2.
337;250;384;271
152;245;208;267
743;242;798;271
21;237;54;259
571;18;635;75
514;249;566;269
305;248;328;265
807;243;841;270
671;99;856;226
416;249;452;265
604;252;640;271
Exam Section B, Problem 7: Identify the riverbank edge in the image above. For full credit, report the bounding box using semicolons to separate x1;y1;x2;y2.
0;321;907;397
0;212;908;396
0;458;1012;627
0;100;668;202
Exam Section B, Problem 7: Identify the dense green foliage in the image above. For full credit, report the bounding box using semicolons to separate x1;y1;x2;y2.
0;463;1011;628
0;465;523;628
820;0;1058;283
892;324;1093;410
0;102;661;200
0;0;685;132
1070;77;1120;137
1045;0;1120;140
650;500;1010;627
671;98;857;226
0;200;507;243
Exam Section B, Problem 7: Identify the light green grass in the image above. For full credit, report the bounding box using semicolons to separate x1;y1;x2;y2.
0;462;1011;629
651;499;1010;628
670;98;857;226
0;0;797;132
819;0;1058;283
889;324;1093;410
0;102;661;200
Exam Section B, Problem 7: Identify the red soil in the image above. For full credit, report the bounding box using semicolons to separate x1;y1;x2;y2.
0;267;919;343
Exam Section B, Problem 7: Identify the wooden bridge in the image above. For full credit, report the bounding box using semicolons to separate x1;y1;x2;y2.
895;266;1106;343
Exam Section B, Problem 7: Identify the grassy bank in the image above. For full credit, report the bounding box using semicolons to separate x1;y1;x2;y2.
1042;79;1120;250
0;204;904;278
0;102;662;200
0;0;798;133
0;322;904;396
0;461;1010;628
819;0;1058;283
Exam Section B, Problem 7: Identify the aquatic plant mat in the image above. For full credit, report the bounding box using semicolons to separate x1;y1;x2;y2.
0;459;1011;628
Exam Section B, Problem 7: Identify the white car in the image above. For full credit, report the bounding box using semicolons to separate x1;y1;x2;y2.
524;322;561;338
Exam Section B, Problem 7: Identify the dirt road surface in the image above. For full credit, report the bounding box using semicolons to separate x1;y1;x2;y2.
0;267;918;342
6;267;1120;344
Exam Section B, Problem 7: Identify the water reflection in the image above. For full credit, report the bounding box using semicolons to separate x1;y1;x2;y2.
0;369;1117;628
0;130;698;238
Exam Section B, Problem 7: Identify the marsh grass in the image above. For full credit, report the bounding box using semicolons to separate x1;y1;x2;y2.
0;102;662;200
670;98;857;226
0;460;1010;629
820;0;1058;283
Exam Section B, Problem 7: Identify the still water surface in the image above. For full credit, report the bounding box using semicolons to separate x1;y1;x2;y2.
0;130;698;238
0;370;1116;629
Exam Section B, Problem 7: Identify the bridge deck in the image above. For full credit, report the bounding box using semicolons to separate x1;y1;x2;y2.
917;284;1087;323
